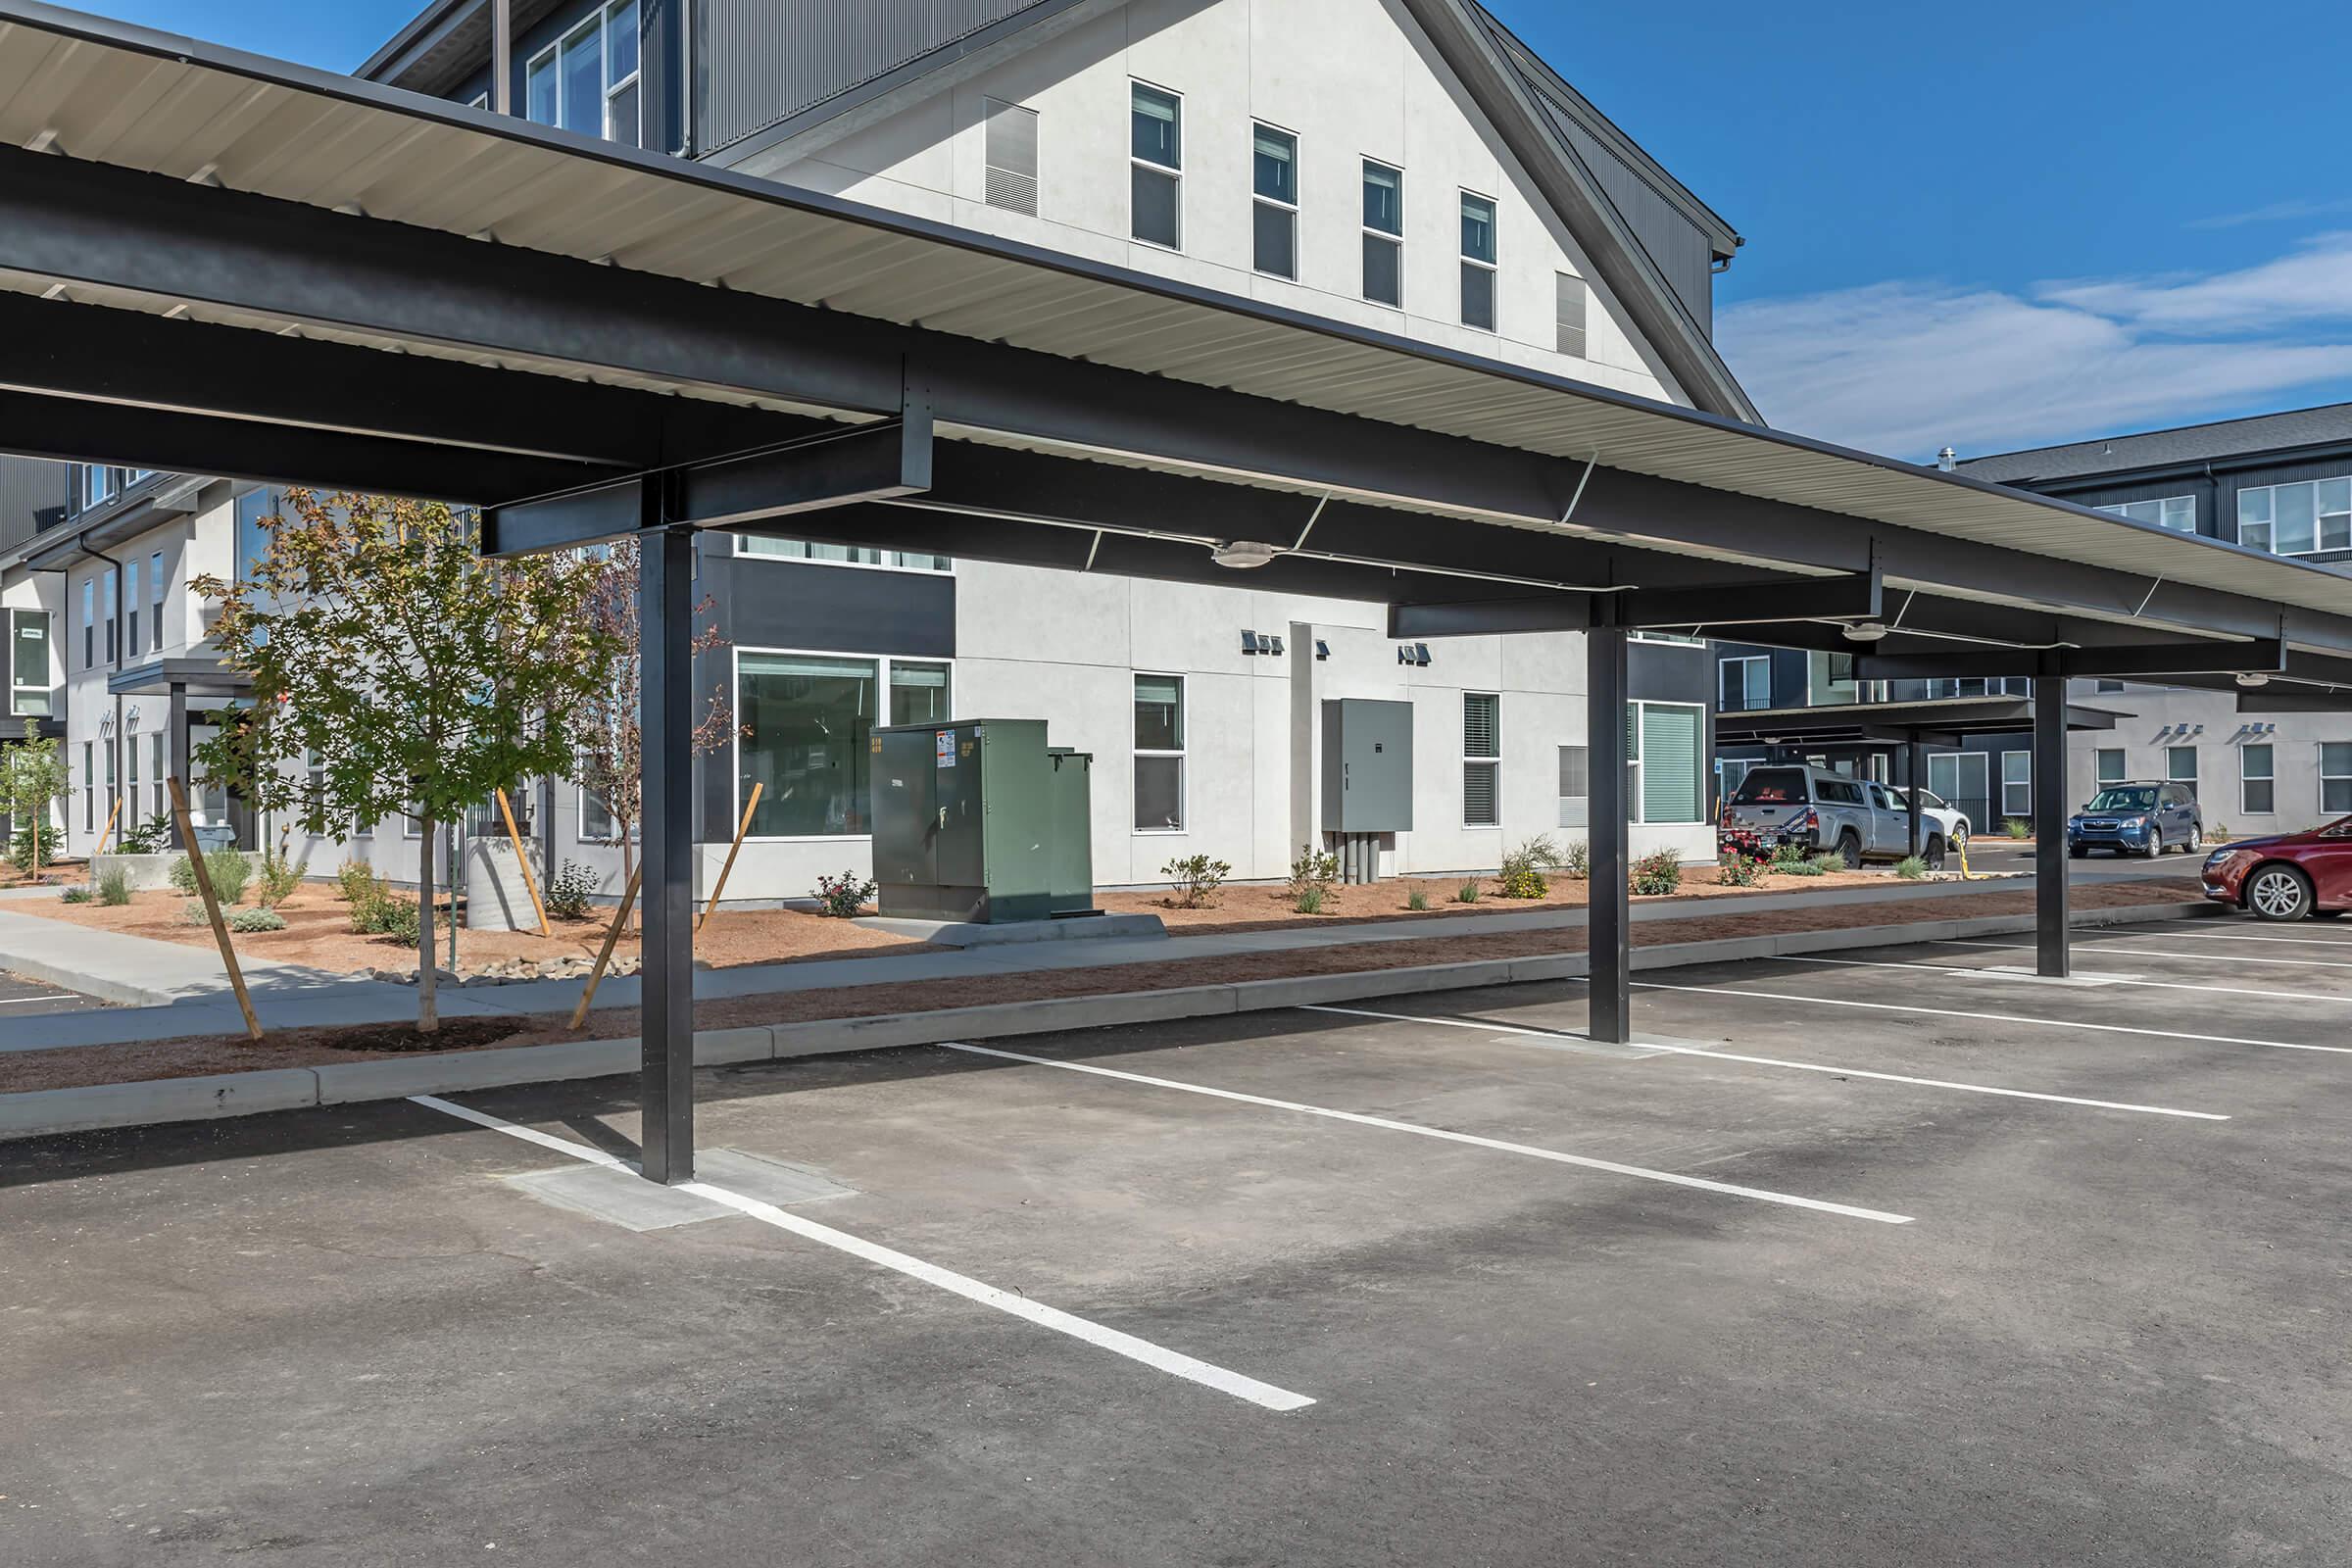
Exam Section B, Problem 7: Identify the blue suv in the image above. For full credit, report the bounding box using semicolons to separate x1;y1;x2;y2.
2068;781;2203;858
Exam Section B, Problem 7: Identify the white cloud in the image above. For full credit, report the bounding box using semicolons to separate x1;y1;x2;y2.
1718;239;2352;462
2188;197;2352;231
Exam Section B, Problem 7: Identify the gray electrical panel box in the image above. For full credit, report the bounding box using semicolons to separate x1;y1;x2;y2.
870;718;1095;923
1321;699;1414;831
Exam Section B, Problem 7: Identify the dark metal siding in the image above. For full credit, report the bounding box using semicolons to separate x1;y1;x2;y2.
1537;100;1715;332
699;0;1053;156
0;455;72;553
2040;449;2352;566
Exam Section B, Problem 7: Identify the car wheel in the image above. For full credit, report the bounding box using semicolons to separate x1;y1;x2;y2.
2184;824;2202;855
2246;864;2314;922
1836;831;1862;870
2069;845;2087;859
2144;829;2165;858
1923;835;1945;870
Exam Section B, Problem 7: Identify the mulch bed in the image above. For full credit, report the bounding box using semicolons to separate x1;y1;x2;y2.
0;876;2204;1099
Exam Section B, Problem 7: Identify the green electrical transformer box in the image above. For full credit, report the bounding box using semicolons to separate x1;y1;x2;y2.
869;718;1096;923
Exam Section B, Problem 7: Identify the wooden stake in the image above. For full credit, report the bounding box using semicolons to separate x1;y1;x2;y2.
96;795;123;858
568;863;643;1031
495;786;551;937
169;777;262;1042
697;780;762;934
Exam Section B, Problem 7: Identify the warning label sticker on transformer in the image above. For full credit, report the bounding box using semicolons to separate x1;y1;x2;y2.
936;730;956;767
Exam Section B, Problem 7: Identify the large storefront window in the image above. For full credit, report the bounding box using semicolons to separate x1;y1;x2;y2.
739;654;876;838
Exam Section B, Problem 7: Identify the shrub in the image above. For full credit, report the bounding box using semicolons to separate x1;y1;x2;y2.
545;858;598;921
169;853;198;894
1405;888;1431;911
119;813;172;855
365;894;420;943
2209;823;2232;843
1716;855;1763;888
2002;817;2032;839
177;899;209;926
1630;848;1685;896
256;847;308;909
1769;839;1812;870
7;821;62;876
1286;845;1340;914
335;858;379;906
59;885;91;904
1810;852;1846;874
205;847;253;906
96;865;132;906
228;906;287;934
1560;839;1591;880
1498;836;1564;899
813;870;876;919
1894;855;1929;880
1161;854;1232;909
1454;879;1483;904
1779;854;1828;878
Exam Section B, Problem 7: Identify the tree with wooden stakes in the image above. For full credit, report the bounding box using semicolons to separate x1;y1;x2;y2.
193;489;620;1033
564;535;736;924
2;734;71;883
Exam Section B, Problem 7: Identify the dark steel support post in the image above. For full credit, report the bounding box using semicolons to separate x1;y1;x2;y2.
639;502;696;1183
1588;621;1631;1044
1906;737;1925;858
166;680;189;852
2033;672;2070;978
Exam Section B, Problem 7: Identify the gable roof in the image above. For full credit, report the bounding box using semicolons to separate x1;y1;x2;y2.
1957;403;2352;486
699;0;1759;424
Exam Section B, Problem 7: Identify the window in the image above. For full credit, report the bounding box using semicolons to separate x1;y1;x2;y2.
123;557;140;659
1462;692;1499;827
124;718;139;823
81;741;93;832
2241;743;2275;814
1458;191;1496;331
234;486;278;585
1930;752;1989;828
2094;748;2125;785
2001;750;2031;819
1129;82;1182;249
1557;743;1588;830
1361;160;1402;308
1717;756;1755;806
2166;745;2197;789
101;567;116;663
1630;701;1703;824
102;739;116;831
9;611;49;717
1134;673;1185;832
1250;123;1298;279
1807;650;1857;707
78;464;119;513
524;1;639;146
150;550;165;652
2237;477;2352;556
80;577;94;669
888;661;952;726
1555;272;1588;358
2323;743;2352;814
737;653;883;839
1719;656;1770;712
983;97;1040;216
1631;631;1705;646
738;536;951;571
149;733;166;820
2101;496;2195;533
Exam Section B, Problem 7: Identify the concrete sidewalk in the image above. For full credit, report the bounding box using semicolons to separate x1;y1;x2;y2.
2;870;2078;1054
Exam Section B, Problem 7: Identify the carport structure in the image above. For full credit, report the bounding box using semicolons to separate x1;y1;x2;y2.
7;2;2352;1182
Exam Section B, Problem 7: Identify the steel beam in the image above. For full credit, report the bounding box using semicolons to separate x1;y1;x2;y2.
1587;621;1631;1045
1906;738;1925;858
1858;639;2286;682
1385;570;1877;639
685;414;933;530
638;505;695;1184
2033;672;2070;979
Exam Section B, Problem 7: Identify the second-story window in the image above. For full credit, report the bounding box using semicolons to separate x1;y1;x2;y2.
1362;160;1402;308
124;557;140;660
8;610;50;717
526;1;640;148
1130;83;1182;249
1458;191;1496;331
1251;123;1298;279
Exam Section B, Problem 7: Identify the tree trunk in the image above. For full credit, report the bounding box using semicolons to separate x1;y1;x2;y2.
416;811;440;1033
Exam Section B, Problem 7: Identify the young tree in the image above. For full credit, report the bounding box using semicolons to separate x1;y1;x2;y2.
194;489;621;1032
566;537;736;912
1;735;71;881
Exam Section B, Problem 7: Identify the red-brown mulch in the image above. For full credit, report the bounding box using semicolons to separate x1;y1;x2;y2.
0;876;2203;1099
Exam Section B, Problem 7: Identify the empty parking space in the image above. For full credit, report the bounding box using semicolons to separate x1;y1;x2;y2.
7;918;2352;1564
0;970;106;1017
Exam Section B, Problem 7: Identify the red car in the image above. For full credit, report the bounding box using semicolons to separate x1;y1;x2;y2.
2200;815;2352;921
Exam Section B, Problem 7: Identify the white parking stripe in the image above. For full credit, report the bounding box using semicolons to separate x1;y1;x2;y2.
946;1043;1914;1225
2135;923;2352;948
1629;982;2352;1056
1936;937;2352;973
1772;952;2349;1007
1300;1004;2228;1120
411;1095;1315;1412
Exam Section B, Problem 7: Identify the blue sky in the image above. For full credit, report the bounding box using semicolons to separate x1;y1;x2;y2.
96;0;2352;461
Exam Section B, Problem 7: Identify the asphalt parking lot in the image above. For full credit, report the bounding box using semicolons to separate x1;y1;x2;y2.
0;969;108;1018
6;915;2351;1566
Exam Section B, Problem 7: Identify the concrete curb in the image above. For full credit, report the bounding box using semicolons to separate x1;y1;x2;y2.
0;951;175;1008
0;899;2221;1142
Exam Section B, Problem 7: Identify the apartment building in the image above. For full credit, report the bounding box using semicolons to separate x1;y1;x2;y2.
2;0;1756;899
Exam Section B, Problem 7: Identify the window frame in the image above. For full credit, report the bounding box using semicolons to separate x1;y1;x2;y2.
123;556;140;661
2000;749;2031;819
2100;495;2196;534
2322;742;2352;815
522;1;640;144
1360;158;1404;309
733;533;952;573
1628;699;1706;825
728;648;958;844
2236;476;2352;557
1462;690;1500;829
2094;748;2125;786
2240;742;2276;815
1719;655;1770;712
1250;121;1299;280
2166;745;2198;788
8;609;51;717
1456;188;1497;332
1127;80;1184;252
149;549;166;653
1132;670;1187;835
